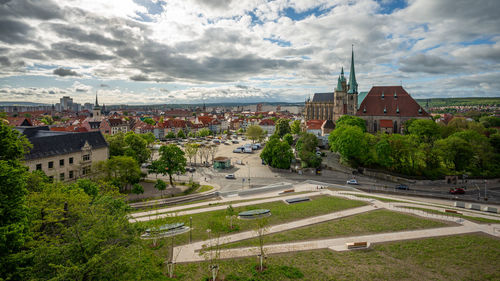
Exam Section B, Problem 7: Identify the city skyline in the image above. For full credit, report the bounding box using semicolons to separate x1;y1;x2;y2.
1;0;499;105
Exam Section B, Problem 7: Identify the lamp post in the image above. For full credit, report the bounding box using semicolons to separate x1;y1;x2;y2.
189;216;192;243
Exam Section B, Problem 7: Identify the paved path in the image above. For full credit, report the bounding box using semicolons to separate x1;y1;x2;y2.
168;188;500;263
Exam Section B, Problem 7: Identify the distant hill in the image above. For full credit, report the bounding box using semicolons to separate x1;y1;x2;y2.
416;97;500;108
0;101;50;106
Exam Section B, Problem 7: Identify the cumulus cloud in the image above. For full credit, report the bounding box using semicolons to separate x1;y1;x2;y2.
53;67;79;77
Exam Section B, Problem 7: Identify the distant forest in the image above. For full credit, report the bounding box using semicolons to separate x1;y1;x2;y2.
416;97;500;108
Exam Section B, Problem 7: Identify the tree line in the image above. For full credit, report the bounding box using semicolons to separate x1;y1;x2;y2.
329;115;500;178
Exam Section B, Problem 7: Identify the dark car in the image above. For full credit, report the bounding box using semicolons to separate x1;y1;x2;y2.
449;187;465;194
395;184;409;190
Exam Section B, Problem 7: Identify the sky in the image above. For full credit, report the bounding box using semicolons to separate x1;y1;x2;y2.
0;0;499;105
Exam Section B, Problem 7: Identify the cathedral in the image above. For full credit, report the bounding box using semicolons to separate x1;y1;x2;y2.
304;48;358;121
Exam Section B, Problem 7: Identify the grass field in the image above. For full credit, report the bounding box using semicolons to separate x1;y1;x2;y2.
400;206;500;224
141;195;366;249
169;234;500;280
214;209;450;250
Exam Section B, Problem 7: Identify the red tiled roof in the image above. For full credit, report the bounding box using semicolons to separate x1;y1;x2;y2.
379;120;393;128
259;119;275;126
356;86;430;117
307;120;324;130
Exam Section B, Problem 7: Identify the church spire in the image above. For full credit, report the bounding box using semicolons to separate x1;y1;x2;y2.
347;45;358;94
95;92;100;107
336;75;343;91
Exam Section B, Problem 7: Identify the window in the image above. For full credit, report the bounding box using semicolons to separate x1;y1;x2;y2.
60;159;64;167
82;154;90;161
36;163;42;170
48;161;54;169
373;121;377;132
59;173;65;181
69;157;74;164
69;170;74;179
82;166;91;175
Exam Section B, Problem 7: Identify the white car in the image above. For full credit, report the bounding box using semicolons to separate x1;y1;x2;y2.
346;179;358;185
225;174;236;179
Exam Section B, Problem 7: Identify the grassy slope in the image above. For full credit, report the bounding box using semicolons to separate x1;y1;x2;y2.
171;234;500;280
400;206;500;224
216;209;449;250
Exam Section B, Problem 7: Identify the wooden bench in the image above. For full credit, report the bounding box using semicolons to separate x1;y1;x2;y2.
346;242;368;249
280;189;295;194
445;209;461;214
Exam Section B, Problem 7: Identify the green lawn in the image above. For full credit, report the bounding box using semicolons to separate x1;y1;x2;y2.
214;209;449;250
140;195;367;246
196;185;214;193
400;206;500;224
169;234;500;280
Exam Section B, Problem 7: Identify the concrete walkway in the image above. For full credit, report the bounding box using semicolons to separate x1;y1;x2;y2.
167;187;500;263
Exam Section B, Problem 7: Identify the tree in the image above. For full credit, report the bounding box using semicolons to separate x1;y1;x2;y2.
435;135;473;172
184;143;199;165
291;120;301;135
296;133;321;168
254;217;269;272
105;132;127;157
73;178;99;198
124;132;151;164
177;129;186;139
155;179;167;197
283;133;293;145
271;141;294;169
156;144;187;186
95;156;142;192
335;115;366;132
40;116;54;125
26;182;164;280
246;125;266;143
143;118;155;125
197;128;211;137
131;183;144;194
226;205;236;229
274;119;291;138
0;123;31;280
407;119;440;144
329;125;369;165
140;132;156;146
165;131;176;139
188;131;196;138
198;145;210;166
208;144;219;164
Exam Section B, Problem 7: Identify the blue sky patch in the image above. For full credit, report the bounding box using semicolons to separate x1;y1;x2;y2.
264;37;291;47
375;0;408;14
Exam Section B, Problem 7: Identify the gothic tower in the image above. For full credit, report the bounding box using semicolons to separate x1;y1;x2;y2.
92;93;102;120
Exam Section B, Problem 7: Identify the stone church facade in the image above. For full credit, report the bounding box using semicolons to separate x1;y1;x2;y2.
304;48;358;121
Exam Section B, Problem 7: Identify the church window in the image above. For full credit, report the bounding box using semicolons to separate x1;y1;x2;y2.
383;106;387;114
363;107;366;113
394;91;397;99
381;91;384;100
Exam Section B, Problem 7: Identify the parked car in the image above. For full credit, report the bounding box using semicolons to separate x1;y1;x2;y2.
233;148;243;153
449;187;465;194
346;179;358;185
395;184;409;190
231;140;239;144
244;147;253;153
225;174;236;179
223;142;230;145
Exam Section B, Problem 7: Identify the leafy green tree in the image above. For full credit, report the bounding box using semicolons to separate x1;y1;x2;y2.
73;178;99;197
480;116;500;128
165;131;176;139
335;115;366;132
291;120;301;135
271;141;294;169
143;118;155;125
296;133;318;154
329;125;369;165
26;182;163;280
260;138;280;166
140;132;156;146
124;132;151;164
407;119;440;143
490;133;500;154
131;183;144;194
435;135;473;172
246;125;266;143
154;179;167;197
188;131;196;138
155;144;187;186
0;123;32;280
197;128;211;137
283;133;293;145
374;135;393;168
177;129;186;139
95;156;142;192
105;132;127;157
40;116;54;125
184;143;200;165
275;119;291;138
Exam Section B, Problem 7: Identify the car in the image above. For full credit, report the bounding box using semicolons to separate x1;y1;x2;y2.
449;187;465;194
231;140;239;144
244;147;253;153
346;179;358;185
223;142;230;145
225;174;236;179
395;184;409;190
141;163;152;169
233;148;243;153
185;167;196;172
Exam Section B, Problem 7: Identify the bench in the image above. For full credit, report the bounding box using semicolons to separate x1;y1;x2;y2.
445;209;461;214
346;242;368;249
280;189;295;194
